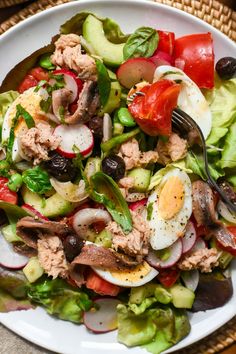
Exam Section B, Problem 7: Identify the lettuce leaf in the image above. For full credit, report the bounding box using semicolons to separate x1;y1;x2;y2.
0;90;18;126
220;122;236;169
205;76;236;145
148;160;192;191
186;151;224;181
60;12;128;44
0;289;33;312
117;304;190;354
27;277;92;323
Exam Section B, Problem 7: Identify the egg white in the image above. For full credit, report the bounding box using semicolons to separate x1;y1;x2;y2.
2;87;48;162
153;65;212;139
147;168;192;250
92;261;158;287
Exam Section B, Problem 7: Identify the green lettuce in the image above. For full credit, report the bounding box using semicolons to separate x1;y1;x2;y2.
220;122;236;169
186;151;224;181
205;76;236;145
117;304;190;354
27;277;92;323
22;166;52;194
0;90;18;126
148;161;192;191
60;12;128;44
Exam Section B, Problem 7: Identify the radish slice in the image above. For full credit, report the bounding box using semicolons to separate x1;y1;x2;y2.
83;298;121;333
54;124;94;158
0;233;28;270
117;58;156;89
22;204;49;221
190;237;207;253
217;200;236;225
53;69;83;103
182;221;197;254
181;269;199;292
149;50;173;66
146;238;183;269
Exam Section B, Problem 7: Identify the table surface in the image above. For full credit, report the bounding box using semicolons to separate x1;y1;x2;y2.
0;1;236;353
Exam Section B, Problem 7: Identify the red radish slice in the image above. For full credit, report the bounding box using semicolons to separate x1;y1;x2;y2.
181;269;199;292
54;124;94;158
129;198;147;211
53;69;83;103
22;204;49;221
190;237;207;253
0;233;28;270
149;50;173;66
146;238;182;269
182;221;197;254
83;298;121;333
117;58;156;89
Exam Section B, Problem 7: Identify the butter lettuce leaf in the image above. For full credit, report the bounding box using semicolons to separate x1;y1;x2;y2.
27;277;92;323
117;304;190;354
205;76;236;145
220;122;236;169
186;151;224;181
0;90;18;126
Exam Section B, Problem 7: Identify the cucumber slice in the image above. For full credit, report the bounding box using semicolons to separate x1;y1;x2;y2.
128;168;151;192
23;257;44;283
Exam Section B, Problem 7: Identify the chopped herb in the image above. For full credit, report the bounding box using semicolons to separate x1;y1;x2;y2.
163;71;183;76
175;79;182;84
40;97;52;113
59;105;65;123
16;104;35;128
34;80;47;92
147;202;154;221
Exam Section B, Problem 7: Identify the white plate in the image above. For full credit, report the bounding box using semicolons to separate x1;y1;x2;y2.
0;0;236;353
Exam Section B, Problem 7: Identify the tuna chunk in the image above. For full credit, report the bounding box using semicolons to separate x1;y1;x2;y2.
157;133;188;165
38;236;68;279
107;211;151;261
119;138;158;170
19;122;61;165
177;248;220;273
51;34;97;81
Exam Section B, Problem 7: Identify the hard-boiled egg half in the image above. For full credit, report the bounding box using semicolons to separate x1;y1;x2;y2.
146;168;192;250
153;65;212;139
2;87;48;162
92;260;158;287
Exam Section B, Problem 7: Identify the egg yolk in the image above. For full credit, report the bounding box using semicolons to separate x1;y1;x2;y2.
158;176;185;220
111;261;151;283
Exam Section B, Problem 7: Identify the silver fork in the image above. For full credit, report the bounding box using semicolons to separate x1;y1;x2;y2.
172;108;236;213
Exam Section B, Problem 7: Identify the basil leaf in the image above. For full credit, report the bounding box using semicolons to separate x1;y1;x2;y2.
22;166;52;194
16;104;35;128
40;97;52;113
95;59;111;107
123;27;158;60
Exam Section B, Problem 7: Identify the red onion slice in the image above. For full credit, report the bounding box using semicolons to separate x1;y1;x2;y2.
146;238;183;269
217;200;236;225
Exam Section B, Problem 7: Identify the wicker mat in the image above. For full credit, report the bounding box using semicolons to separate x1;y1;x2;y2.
0;0;236;353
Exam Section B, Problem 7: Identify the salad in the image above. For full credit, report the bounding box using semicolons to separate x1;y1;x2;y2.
0;11;236;354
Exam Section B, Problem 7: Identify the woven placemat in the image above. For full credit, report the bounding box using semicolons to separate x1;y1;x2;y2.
0;0;29;8
0;0;235;353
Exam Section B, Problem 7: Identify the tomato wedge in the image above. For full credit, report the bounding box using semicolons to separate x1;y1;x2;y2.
157;30;175;56
18;75;38;93
0;178;18;205
86;270;120;296
174;33;214;89
157;269;180;288
216;226;236;256
29;67;49;81
128;79;180;136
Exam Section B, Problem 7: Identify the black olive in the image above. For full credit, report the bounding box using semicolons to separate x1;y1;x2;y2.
102;155;125;181
216;57;236;80
43;151;76;182
63;235;84;262
88;116;103;139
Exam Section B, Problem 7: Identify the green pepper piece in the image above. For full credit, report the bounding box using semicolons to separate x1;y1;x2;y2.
90;172;132;233
0;201;29;224
101;127;140;152
118;107;136;127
